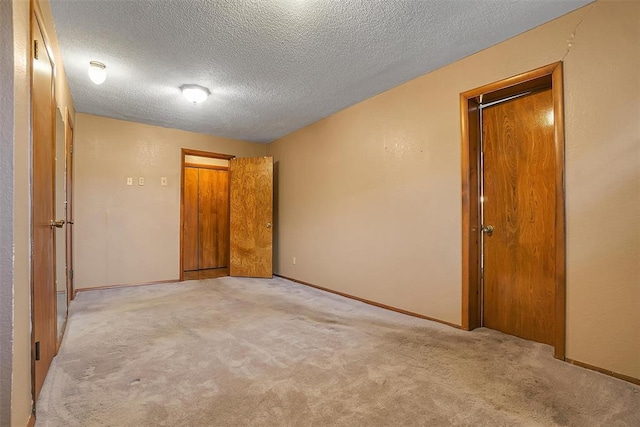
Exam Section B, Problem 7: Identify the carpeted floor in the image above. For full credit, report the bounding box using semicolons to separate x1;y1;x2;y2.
36;276;639;426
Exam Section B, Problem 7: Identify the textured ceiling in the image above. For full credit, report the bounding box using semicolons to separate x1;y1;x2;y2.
50;0;591;143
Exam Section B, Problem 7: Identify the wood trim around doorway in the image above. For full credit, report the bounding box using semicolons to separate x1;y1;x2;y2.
460;62;566;359
179;149;235;281
65;108;75;302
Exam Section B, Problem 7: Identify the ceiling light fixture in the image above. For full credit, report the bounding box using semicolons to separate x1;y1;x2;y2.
181;84;210;104
88;61;107;85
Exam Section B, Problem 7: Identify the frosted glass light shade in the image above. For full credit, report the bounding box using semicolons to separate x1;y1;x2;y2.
181;84;210;104
88;61;107;85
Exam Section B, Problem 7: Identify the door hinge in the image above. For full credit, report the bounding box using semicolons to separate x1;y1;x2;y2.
70;144;73;154
69;269;74;280
34;40;38;60
35;341;41;361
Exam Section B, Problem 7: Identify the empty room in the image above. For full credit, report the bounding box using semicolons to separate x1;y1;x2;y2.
2;0;639;425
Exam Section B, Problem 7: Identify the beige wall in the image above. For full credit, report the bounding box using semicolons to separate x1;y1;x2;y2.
267;0;640;379
11;1;33;425
1;1;13;422
10;0;77;424
74;114;266;289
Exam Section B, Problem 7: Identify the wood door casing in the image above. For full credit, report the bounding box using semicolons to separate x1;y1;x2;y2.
32;11;57;400
65;112;74;301
482;88;556;345
230;157;273;278
461;63;566;358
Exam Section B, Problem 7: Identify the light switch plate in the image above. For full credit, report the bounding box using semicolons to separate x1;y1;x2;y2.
138;177;145;186
161;177;168;186
126;177;133;186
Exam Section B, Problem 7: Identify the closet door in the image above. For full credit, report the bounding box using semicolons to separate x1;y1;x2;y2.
198;168;229;270
182;166;230;279
183;167;199;273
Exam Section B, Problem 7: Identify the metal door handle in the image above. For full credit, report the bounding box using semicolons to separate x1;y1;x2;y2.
482;225;494;236
68;220;74;225
50;220;65;228
266;222;272;228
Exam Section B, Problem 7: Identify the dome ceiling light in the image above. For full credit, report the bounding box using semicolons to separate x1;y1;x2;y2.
181;84;210;105
88;61;107;85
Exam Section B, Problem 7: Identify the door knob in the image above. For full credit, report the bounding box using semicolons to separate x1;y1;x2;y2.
50;219;65;229
482;225;494;236
266;222;272;228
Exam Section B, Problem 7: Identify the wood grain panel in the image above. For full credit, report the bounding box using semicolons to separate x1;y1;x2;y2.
230;157;273;278
31;10;57;400
216;170;230;268
198;169;230;269
182;270;200;281
482;88;555;345
182;167;199;271
461;97;481;330
198;168;217;269
551;63;566;360
198;268;229;280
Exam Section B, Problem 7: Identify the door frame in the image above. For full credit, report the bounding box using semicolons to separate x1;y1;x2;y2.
460;62;566;359
65;108;75;301
179;148;235;281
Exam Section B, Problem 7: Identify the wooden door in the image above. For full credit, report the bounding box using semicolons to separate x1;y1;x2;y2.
183;167;200;273
482;88;556;345
229;157;273;278
199;168;230;270
65;115;75;301
32;13;57;399
182;166;230;279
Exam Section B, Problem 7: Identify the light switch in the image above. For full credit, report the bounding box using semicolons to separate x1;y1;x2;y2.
126;177;133;186
138;177;145;186
160;177;168;186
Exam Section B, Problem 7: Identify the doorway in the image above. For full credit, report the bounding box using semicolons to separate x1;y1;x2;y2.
180;150;274;281
460;62;566;358
181;150;232;280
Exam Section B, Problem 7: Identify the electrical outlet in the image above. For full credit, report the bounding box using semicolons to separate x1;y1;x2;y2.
160;177;168;186
126;177;133;186
138;177;145;186
292;256;296;265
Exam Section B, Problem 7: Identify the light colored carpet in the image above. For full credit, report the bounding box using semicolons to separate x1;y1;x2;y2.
36;276;640;426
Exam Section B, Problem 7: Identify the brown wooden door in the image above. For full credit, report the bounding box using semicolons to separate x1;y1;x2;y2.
199;168;230;269
229;157;273;278
482;88;556;345
183;167;199;273
32;13;57;399
182;166;230;279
